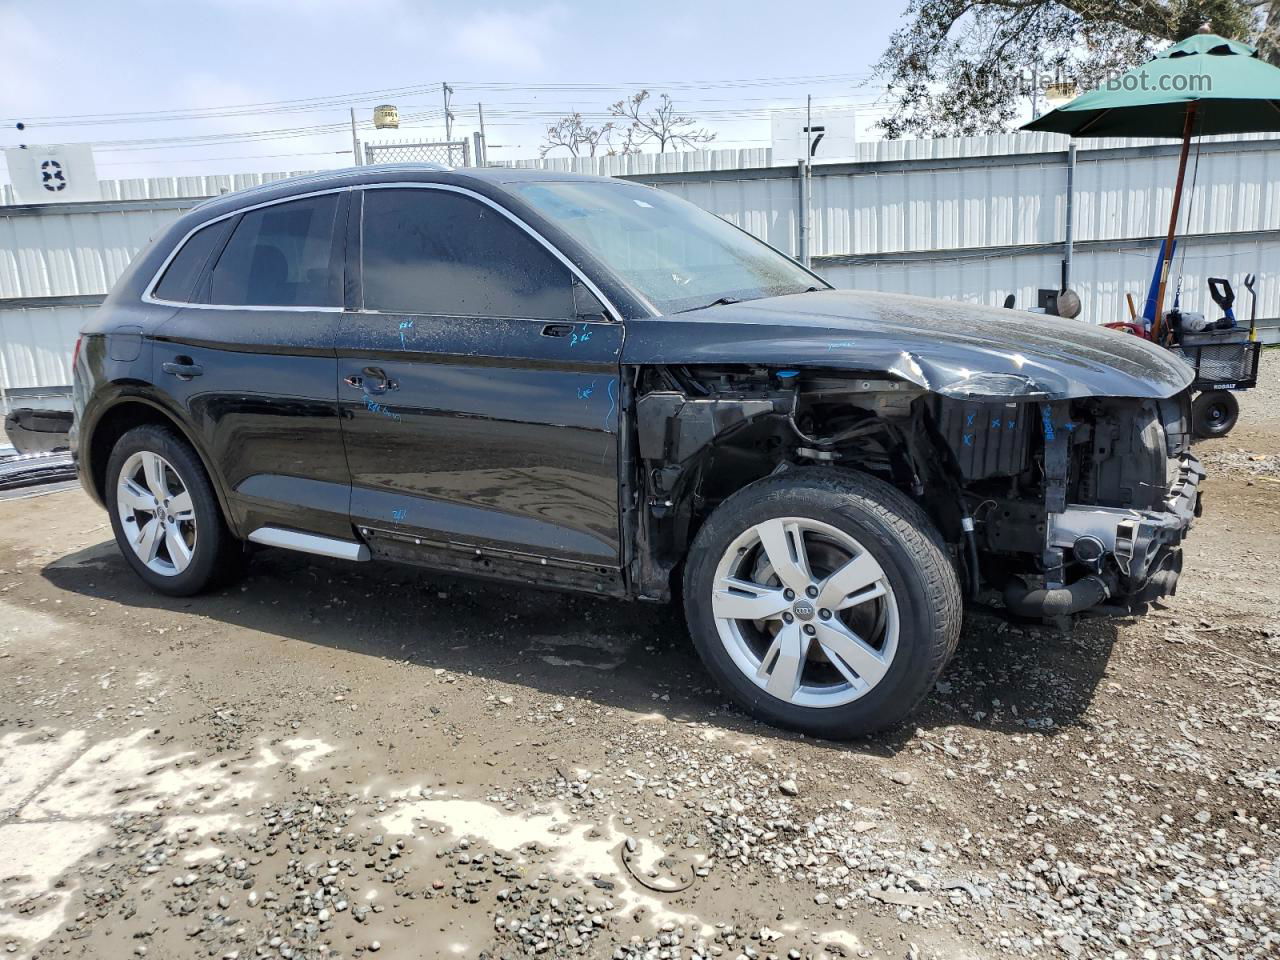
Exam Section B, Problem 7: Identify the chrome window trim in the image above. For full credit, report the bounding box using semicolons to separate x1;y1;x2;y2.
142;186;351;313
355;182;626;324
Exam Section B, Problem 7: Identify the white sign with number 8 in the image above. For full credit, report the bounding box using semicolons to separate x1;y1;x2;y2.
4;143;100;204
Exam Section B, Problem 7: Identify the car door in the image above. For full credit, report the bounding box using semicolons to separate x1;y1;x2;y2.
151;189;352;539
337;184;624;583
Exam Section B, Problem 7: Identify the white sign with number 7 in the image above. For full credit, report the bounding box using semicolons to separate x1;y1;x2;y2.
769;107;859;163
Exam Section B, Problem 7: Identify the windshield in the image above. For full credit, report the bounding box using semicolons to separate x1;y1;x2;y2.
513;180;825;315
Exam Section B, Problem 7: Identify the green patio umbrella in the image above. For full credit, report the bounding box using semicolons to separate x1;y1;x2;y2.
1022;30;1280;334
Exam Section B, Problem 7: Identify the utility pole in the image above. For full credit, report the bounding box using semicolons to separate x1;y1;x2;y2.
799;94;813;269
349;108;361;165
477;102;488;165
442;82;454;140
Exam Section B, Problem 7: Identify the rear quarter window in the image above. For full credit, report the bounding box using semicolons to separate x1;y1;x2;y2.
152;218;233;303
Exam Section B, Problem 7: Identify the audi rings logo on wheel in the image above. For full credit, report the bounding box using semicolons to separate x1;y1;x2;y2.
791;600;816;621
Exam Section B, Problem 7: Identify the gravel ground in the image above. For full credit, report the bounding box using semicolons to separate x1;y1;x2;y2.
0;356;1277;960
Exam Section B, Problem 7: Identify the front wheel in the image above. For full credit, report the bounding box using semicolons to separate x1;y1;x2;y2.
683;469;962;739
1192;390;1239;438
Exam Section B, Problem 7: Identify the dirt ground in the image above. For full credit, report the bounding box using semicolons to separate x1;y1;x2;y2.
1;361;1277;960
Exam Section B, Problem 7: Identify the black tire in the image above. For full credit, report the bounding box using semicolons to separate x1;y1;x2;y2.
683;468;962;739
1192;390;1239;438
105;424;241;597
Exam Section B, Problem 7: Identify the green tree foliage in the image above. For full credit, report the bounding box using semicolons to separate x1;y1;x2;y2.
874;1;1268;138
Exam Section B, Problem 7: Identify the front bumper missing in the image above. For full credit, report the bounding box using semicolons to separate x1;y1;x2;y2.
1049;453;1198;586
1003;453;1202;619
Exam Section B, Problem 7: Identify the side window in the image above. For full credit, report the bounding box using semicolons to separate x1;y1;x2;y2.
361;188;576;319
208;194;340;307
152;218;233;303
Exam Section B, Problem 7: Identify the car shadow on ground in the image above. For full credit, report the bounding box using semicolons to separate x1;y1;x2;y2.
42;540;1122;757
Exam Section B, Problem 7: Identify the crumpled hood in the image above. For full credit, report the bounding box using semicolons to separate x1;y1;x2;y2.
626;289;1194;400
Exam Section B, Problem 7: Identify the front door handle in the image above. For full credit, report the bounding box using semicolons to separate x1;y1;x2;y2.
345;367;397;395
541;323;574;338
161;357;203;380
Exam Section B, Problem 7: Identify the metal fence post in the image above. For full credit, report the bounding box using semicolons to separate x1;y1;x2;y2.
797;159;811;268
1063;141;1076;290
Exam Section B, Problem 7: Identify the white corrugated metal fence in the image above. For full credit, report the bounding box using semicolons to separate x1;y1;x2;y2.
2;134;1276;396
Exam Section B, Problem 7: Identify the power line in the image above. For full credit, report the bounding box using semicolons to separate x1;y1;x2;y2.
96;149;354;166
5;72;880;128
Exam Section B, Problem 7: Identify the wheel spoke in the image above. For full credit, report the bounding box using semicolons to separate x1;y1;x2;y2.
168;490;194;521
814;618;890;689
135;518;163;564
119;479;157;513
755;518;813;593
756;622;809;702
817;552;886;611
166;526;193;573
141;453;169;500
712;577;790;621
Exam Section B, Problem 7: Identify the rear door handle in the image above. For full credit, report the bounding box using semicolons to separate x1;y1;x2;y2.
162;357;203;380
541;323;574;338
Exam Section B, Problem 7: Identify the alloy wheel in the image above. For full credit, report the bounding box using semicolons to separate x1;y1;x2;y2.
115;451;198;576
710;517;899;708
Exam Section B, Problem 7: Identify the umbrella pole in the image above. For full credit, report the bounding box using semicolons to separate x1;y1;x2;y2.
1151;103;1197;340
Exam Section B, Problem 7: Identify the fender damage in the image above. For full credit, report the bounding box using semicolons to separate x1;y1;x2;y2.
623;290;1202;619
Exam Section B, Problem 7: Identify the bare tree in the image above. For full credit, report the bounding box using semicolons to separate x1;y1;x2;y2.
608;91;717;153
539;114;617;158
873;0;1264;139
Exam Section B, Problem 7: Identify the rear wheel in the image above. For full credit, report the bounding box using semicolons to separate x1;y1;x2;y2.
1192;390;1239;438
683;469;962;738
105;425;240;596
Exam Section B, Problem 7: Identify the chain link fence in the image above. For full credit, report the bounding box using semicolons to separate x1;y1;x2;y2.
363;140;471;167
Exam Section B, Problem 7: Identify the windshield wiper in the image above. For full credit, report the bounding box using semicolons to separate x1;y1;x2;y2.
679;295;741;313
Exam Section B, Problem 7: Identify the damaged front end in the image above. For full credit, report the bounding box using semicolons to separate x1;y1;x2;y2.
628;360;1202;620
949;393;1203;617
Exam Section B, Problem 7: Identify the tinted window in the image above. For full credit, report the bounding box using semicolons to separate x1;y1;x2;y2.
209;194;340;307
361;189;574;318
153;218;233;303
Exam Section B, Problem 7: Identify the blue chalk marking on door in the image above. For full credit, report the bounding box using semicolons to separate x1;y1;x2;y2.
604;378;617;431
398;319;415;349
365;395;402;423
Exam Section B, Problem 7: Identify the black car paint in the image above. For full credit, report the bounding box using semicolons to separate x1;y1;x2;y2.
73;164;1193;598
624;290;1194;401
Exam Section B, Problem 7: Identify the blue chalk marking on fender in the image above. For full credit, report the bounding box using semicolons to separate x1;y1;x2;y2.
398;319;415;349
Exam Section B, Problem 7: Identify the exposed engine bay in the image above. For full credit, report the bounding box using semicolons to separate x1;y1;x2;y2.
631;365;1203;619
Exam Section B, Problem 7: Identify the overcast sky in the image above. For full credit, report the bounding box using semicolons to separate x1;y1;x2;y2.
1;0;906;184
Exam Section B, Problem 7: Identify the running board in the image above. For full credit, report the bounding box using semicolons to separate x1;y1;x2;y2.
247;527;370;562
